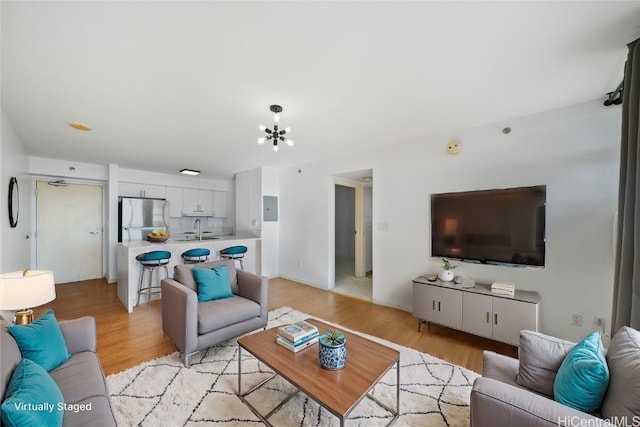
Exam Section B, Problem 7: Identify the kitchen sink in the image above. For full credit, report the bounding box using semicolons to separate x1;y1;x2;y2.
173;234;220;241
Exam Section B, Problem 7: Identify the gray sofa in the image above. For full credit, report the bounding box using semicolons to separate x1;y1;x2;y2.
161;259;268;367
1;316;116;427
470;327;640;426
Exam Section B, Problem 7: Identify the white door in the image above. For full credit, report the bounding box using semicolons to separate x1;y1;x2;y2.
36;181;103;283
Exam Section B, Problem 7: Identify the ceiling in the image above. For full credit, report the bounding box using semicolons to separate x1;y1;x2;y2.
2;1;639;180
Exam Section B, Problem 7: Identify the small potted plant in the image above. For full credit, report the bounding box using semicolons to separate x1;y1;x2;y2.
438;258;455;282
318;331;347;370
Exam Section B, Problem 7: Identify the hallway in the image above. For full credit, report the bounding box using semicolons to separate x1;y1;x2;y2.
332;256;372;301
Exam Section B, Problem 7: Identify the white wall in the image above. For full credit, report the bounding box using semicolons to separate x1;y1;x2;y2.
279;100;621;342
1;110;31;272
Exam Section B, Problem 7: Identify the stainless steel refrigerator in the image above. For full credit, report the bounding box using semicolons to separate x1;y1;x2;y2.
118;197;170;243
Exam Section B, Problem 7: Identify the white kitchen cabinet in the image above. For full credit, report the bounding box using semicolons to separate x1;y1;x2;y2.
412;282;463;330
413;277;540;346
235;169;262;231
212;191;227;218
119;182;140;198
144;184;166;199
183;188;213;214
183;188;198;212
119;182;165;199
165;186;183;217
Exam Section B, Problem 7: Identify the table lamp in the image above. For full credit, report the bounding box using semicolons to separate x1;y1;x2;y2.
0;269;56;324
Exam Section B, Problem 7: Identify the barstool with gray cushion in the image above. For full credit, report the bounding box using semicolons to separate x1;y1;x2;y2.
181;248;210;264
136;250;171;306
219;245;248;270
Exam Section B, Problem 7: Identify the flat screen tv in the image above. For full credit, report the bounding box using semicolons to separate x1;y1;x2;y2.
431;185;546;267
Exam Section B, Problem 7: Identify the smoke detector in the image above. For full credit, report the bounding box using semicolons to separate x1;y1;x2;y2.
446;140;461;155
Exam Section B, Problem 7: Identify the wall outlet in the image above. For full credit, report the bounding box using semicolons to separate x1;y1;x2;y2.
593;317;605;334
571;313;583;327
446;140;461;155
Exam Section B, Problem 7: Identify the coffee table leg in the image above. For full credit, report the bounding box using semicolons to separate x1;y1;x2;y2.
363;359;400;426
396;359;400;417
238;346;242;396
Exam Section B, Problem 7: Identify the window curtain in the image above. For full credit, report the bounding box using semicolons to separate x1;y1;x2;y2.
612;37;640;333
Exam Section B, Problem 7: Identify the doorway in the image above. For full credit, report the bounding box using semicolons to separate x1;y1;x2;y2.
333;170;373;301
36;180;104;284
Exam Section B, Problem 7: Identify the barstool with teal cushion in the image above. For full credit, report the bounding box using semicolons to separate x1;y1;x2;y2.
182;248;210;264
136;250;171;306
219;245;248;270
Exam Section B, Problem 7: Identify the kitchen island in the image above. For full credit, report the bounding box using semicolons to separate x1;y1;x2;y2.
117;235;261;312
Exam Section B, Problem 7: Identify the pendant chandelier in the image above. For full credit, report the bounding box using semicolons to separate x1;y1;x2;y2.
257;105;293;152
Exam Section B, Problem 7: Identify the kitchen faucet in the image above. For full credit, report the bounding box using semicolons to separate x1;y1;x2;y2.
194;219;201;241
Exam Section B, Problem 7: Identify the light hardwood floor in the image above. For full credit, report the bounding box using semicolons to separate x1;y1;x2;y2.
33;277;517;376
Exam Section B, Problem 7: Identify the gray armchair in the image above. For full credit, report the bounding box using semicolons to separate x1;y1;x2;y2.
160;259;268;367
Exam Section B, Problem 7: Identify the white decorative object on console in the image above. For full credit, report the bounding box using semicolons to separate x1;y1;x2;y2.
438;258;455;282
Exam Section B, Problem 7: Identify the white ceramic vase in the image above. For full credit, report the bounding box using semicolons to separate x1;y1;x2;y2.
438;269;454;282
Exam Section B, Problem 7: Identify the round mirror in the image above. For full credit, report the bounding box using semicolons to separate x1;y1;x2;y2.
8;177;18;228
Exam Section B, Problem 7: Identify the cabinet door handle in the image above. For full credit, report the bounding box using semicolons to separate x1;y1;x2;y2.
438;301;441;312
432;300;436;310
486;312;490;323
494;313;498;325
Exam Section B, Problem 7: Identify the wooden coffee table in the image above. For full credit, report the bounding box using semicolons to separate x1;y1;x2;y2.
237;318;400;426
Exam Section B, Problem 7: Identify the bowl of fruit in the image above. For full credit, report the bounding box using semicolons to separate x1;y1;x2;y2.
147;230;169;243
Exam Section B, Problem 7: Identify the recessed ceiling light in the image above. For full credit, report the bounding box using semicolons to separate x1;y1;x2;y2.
69;122;92;131
180;169;200;176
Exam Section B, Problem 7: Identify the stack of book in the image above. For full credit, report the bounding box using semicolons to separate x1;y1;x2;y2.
276;320;319;353
491;281;515;296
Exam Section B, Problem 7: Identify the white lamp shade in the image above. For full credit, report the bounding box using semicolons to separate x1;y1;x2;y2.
0;270;55;310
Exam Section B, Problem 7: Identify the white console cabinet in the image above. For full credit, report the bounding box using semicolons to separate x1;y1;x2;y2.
413;284;463;330
412;277;540;346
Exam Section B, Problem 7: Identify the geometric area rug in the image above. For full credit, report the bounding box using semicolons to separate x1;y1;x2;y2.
106;307;480;426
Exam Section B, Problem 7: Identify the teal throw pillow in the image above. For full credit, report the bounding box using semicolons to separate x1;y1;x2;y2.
1;358;64;427
553;332;609;412
193;265;233;302
7;310;71;371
